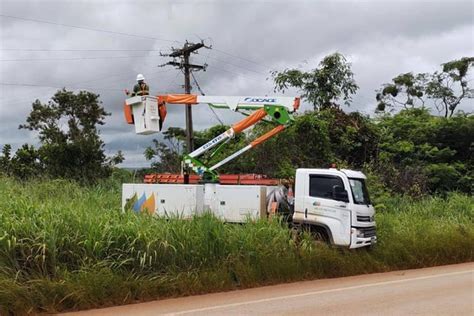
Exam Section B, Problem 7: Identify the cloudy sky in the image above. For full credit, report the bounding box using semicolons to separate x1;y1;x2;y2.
1;0;473;167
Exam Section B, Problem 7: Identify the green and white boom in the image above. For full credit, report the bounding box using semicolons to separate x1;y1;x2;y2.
124;94;300;181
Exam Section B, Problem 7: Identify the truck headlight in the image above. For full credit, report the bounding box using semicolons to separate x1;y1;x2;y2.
356;229;364;238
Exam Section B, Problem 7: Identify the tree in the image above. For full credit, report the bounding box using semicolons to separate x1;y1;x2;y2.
144;127;185;173
0;144;12;175
426;57;474;118
376;57;473;117
0;144;43;179
375;108;473;195
376;72;427;111
19;89;123;183
272;53;358;110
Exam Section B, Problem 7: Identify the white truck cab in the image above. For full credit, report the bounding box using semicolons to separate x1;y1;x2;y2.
292;168;376;249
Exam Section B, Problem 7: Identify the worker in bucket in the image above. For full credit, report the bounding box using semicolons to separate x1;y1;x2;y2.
125;74;149;97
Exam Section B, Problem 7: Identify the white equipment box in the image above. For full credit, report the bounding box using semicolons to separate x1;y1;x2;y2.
122;184;204;217
126;96;161;135
122;183;267;223
214;185;266;222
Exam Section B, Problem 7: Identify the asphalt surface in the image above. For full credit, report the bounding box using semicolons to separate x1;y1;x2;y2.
63;262;474;316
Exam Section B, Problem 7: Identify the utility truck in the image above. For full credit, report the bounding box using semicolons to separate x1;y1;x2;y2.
122;94;376;248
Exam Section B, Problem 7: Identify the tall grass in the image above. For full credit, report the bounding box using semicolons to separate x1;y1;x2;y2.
0;177;472;314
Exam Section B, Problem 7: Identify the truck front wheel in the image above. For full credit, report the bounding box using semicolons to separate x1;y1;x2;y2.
300;224;331;244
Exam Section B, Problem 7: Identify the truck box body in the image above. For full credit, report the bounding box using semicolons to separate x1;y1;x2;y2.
122;184;204;217
214;185;266;222
123;183;267;223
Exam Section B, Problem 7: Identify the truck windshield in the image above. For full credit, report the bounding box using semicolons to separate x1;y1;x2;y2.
349;178;371;205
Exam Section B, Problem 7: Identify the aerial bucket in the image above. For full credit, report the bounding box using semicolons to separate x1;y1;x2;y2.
124;96;167;135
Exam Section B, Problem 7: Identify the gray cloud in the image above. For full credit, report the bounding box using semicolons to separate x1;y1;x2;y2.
1;0;473;167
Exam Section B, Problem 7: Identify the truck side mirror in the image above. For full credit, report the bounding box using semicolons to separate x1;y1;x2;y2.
332;185;349;202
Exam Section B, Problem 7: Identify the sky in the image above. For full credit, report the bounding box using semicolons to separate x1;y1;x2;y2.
0;0;473;167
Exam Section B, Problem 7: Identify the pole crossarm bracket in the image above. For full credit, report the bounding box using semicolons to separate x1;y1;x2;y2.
166;61;206;70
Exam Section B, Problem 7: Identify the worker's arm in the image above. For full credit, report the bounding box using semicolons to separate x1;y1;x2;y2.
140;83;150;96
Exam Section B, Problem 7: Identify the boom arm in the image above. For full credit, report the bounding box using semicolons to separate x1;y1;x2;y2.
124;94;300;181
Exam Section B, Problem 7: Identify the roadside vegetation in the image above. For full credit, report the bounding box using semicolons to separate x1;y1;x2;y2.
0;177;472;314
0;54;472;314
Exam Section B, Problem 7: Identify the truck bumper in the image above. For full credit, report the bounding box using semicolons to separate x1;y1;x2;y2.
350;227;377;249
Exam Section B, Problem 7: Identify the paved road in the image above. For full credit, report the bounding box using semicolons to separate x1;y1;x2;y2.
64;262;473;316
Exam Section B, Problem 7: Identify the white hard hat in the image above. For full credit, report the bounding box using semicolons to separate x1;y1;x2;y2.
136;74;145;81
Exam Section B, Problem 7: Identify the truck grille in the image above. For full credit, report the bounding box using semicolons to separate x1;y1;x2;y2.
357;215;372;222
358;226;376;238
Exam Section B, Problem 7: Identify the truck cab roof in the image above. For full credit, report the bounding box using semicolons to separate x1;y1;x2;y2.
296;168;367;179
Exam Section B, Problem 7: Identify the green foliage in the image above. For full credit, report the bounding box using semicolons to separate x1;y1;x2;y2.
0;144;12;172
144;128;186;173
376;72;427;111
194;124;249;174
377;57;473;117
144;125;249;174
376;108;473;195
272;53;358;109
426;57;474;117
144;106;472;197
0;144;43;179
0;177;472;314
1;89;124;183
148;108;379;179
247;108;378;177
442;57;474;81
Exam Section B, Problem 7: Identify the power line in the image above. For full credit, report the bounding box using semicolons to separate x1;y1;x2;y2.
0;69;173;104
0;48;160;52
0;13;179;43
0;82;122;91
0;55;160;62
1;14;269;76
190;72;206;96
212;47;269;70
190;72;224;125
205;55;267;75
205;64;261;82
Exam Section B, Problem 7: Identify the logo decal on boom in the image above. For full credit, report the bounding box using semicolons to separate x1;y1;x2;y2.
244;97;276;103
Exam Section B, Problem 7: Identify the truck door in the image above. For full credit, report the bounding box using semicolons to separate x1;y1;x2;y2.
304;174;351;246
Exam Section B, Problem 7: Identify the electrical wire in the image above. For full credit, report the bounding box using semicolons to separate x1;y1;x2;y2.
190;71;224;125
1;14;267;75
0;13;274;108
0;13;179;43
0;48;160;52
205;55;267;75
204;64;263;83
0;55;160;62
212;47;269;70
0;69;174;104
0;82;122;91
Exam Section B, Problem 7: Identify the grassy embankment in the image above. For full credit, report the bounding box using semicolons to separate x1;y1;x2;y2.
0;177;472;314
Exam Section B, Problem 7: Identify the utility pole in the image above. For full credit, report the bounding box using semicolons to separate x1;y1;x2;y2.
161;41;207;152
